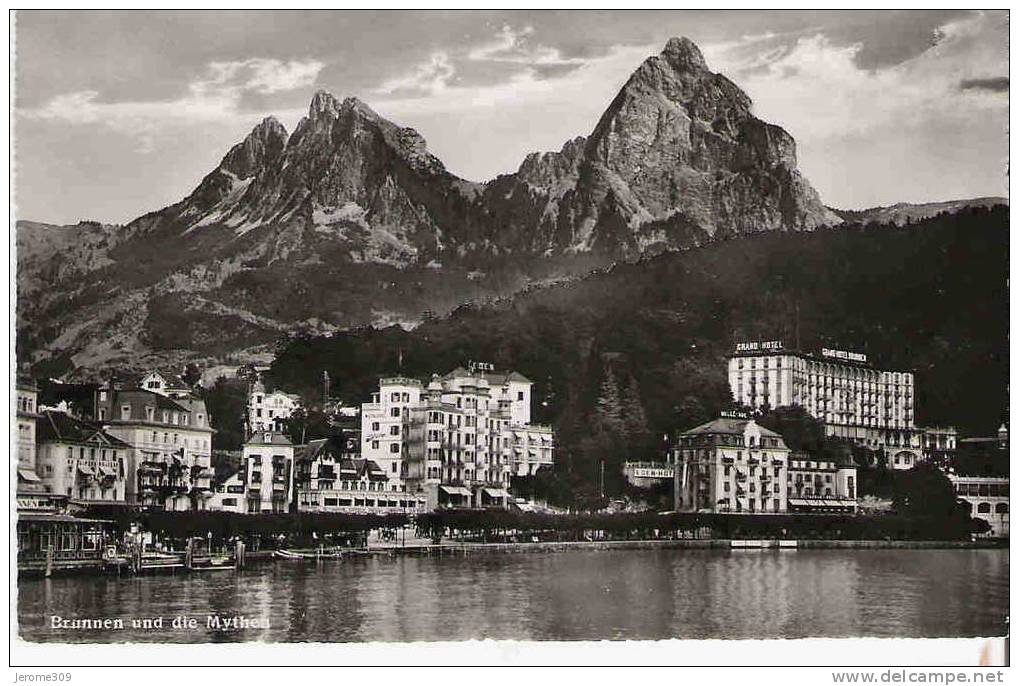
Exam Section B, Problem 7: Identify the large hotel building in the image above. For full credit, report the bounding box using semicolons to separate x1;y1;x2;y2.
727;341;922;467
361;366;554;509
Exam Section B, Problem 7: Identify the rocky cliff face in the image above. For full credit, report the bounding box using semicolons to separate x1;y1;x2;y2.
18;37;842;376
482;37;839;256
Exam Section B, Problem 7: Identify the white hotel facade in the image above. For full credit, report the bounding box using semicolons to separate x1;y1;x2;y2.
728;341;922;468
361;366;554;509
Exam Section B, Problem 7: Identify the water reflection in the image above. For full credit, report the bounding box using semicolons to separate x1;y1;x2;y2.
17;548;1008;643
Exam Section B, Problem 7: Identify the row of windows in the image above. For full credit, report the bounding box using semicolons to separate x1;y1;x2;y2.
143;432;209;451
735;357;912;384
955;483;1009;497
311;480;390;492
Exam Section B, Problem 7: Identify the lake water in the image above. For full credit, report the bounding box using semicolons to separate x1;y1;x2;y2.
18;548;1009;642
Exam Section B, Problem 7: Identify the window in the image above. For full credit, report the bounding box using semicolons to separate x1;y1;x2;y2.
977;502;991;514
995;503;1008;514
372;422;380;431
372;441;379;449
517;391;524;401
390;426;400;436
120;405;131;420
389;444;400;454
223;498;237;506
390;408;400;418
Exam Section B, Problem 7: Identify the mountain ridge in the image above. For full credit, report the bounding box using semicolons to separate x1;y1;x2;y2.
18;36;991;378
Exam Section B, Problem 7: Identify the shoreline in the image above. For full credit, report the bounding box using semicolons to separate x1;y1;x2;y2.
19;538;1006;577
247;537;1007;559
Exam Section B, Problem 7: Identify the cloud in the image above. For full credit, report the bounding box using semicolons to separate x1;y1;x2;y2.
700;10;1008;206
959;76;1008;93
24;58;323;150
376;52;455;97
706;11;1007;141
467;25;585;66
200;58;324;95
375;25;589;99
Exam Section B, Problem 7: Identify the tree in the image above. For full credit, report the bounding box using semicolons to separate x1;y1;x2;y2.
181;363;202;387
594;366;625;435
622;375;650;446
757;405;826;453
201;377;248;450
892;464;970;518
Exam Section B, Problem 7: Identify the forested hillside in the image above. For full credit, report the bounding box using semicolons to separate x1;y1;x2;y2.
267;206;1008;498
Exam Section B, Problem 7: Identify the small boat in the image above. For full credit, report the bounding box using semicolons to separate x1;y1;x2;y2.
189;555;237;571
274;548;345;560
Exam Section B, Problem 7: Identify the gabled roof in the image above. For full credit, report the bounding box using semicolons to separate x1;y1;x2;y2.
38;411;132;448
139;368;189;387
295;436;362;464
348;458;388;481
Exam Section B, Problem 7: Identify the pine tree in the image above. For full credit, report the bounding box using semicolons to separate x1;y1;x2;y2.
622;375;650;444
595;366;625;436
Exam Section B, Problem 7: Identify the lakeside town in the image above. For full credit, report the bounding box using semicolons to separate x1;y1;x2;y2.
14;338;1009;576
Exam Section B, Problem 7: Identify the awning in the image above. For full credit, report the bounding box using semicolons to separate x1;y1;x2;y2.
483;487;510;498
788;498;857;508
97;466;117;478
77;465;95;476
17;468;41;482
440;485;471;497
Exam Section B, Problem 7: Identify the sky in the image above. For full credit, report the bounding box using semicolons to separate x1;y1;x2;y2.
13;9;1009;225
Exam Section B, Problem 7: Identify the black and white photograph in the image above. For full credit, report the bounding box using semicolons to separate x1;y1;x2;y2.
9;7;1010;670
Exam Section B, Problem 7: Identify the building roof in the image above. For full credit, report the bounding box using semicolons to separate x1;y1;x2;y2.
245;431;293;447
296;436;364;463
37;410;132;448
211;450;243;484
109;388;191;414
485;371;531;385
137;368;191;388
681;417;782;438
298;447;387;481
441;367;532;385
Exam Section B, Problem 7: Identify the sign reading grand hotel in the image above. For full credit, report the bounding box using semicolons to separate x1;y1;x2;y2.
735;340;783;353
821;348;868;363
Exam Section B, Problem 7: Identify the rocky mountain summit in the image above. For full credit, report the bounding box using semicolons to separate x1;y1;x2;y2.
484;37;839;255
19;37;847;375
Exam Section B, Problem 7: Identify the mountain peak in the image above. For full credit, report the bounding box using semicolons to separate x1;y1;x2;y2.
340;95;382;122
662;36;708;72
252;115;287;140
215;115;288;180
310;89;341;119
